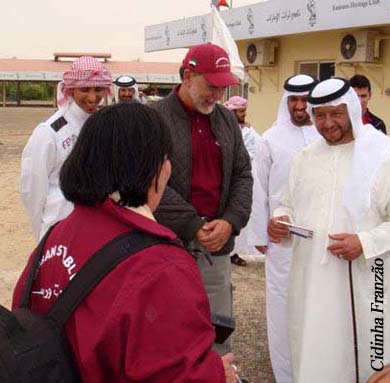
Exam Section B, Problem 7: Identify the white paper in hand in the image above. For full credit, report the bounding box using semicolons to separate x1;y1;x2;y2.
276;220;314;239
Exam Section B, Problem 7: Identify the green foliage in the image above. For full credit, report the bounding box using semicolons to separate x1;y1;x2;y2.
4;82;54;101
5;83;17;101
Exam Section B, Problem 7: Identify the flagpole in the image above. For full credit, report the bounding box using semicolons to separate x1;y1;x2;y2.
209;0;245;83
210;1;220;43
210;2;214;43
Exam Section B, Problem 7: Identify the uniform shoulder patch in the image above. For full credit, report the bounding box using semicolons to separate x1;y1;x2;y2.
50;116;67;132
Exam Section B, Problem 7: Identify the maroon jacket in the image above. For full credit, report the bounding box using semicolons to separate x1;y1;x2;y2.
13;199;225;383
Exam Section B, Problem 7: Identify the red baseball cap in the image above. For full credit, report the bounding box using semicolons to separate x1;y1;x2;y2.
182;43;239;87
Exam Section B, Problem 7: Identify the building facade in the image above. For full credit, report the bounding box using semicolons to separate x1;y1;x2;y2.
145;0;390;132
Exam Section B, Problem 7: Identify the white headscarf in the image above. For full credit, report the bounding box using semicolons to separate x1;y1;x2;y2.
266;74;319;146
113;75;140;103
274;74;317;126
308;78;390;230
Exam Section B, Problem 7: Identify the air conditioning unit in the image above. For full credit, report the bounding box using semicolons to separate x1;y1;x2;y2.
338;31;379;63
244;40;278;66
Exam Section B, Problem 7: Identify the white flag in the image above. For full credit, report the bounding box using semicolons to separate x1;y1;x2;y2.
210;5;245;82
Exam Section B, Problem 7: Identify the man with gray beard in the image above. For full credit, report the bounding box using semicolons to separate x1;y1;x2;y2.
153;43;253;356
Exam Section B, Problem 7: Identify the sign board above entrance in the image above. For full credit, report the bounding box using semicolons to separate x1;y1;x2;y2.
145;0;390;52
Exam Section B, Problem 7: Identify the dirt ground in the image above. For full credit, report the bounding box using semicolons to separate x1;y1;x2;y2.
0;107;275;383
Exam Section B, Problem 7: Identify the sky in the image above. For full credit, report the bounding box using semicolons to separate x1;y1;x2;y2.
4;0;261;63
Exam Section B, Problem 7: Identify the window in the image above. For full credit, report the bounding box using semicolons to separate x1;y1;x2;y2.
298;61;335;80
227;83;249;100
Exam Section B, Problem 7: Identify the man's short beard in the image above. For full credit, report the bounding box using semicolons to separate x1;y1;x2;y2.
119;98;136;104
189;87;215;115
291;112;310;127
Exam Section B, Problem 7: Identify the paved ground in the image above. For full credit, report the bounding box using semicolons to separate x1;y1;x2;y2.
0;107;275;383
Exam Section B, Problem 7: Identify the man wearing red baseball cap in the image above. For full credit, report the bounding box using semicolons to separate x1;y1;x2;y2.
182;43;239;88
153;43;253;356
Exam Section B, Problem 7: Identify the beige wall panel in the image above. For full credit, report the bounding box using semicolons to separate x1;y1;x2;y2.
240;28;390;135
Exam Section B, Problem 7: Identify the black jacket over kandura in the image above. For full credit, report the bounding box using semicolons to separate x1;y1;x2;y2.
368;110;387;135
152;91;253;255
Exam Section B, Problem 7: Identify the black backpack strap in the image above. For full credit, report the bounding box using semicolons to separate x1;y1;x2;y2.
19;225;58;308
47;230;180;327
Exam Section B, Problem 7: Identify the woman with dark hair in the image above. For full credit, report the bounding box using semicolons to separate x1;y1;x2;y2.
13;103;236;383
60;102;172;209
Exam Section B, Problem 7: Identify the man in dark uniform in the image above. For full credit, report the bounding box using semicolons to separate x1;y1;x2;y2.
350;74;386;134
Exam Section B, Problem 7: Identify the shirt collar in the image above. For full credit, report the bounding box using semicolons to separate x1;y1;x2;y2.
65;101;90;128
103;196;176;240
110;191;156;221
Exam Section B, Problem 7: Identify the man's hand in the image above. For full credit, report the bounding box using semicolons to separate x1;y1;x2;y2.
255;245;268;254
267;215;291;243
196;226;209;243
327;233;363;261
221;353;237;383
197;219;233;253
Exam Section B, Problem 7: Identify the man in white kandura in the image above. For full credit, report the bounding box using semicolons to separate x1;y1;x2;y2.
268;78;390;382
224;95;261;265
20;56;112;240
113;75;141;104
247;74;319;383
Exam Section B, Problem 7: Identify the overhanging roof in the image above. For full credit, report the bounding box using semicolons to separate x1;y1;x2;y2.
0;58;181;83
145;0;390;52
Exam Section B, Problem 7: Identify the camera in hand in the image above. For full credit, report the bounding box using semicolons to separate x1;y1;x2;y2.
211;313;235;344
211;314;249;383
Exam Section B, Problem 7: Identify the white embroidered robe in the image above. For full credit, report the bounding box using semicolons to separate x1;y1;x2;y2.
274;139;390;383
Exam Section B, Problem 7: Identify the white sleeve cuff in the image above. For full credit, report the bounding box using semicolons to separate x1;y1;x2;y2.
357;231;375;260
